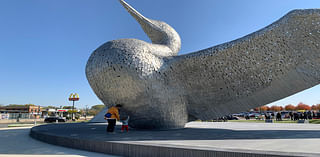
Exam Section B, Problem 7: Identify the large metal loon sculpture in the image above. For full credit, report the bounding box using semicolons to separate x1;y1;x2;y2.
86;0;320;129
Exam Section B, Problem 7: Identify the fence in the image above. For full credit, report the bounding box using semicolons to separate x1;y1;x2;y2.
0;113;9;120
0;113;41;120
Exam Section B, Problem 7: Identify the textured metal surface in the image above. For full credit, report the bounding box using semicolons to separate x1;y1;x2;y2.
86;0;320;129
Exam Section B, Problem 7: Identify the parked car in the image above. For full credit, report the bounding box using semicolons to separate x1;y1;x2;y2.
232;113;245;117
226;115;239;120
44;117;66;123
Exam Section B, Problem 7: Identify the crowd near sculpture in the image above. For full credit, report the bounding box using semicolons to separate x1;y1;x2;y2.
86;0;320;129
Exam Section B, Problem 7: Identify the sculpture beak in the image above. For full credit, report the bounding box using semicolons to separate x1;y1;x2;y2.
118;0;153;26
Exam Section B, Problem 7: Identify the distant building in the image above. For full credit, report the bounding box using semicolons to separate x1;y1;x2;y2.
0;105;43;119
43;108;80;119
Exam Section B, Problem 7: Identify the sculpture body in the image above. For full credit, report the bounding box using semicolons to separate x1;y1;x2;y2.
86;0;320;129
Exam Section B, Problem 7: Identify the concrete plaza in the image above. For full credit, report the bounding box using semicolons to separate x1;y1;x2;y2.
30;122;320;157
0;127;117;157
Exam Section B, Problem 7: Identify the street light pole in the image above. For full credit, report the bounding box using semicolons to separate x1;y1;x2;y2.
72;100;75;121
38;105;40;119
69;93;79;121
85;105;88;120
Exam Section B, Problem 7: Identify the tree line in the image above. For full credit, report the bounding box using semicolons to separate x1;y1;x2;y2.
256;102;320;112
1;104;36;107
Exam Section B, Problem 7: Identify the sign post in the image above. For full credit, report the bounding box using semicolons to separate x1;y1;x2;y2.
69;93;79;121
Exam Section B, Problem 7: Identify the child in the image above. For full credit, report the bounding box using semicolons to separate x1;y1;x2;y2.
121;116;129;132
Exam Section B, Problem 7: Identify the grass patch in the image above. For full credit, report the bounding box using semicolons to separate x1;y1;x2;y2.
229;119;297;123
309;119;320;124
7;121;46;127
229;120;265;123
273;120;297;123
205;119;320;124
7;124;35;127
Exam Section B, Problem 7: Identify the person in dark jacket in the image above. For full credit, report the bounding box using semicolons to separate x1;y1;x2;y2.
276;112;282;121
289;112;293;120
293;112;298;121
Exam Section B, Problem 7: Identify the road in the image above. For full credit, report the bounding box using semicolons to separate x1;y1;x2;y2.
0;127;119;157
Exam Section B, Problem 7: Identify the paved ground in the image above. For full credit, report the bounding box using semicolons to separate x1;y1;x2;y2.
143;122;320;154
0;124;8;128
31;122;320;156
0;127;119;157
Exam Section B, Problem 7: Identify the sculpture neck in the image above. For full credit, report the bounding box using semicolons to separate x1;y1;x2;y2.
143;20;181;55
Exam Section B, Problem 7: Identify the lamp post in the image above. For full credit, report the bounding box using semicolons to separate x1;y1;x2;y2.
69;93;79;121
38;105;40;119
85;105;88;120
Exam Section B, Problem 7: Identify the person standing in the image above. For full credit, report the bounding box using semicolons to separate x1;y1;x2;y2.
293;112;298;121
276;112;282;121
105;104;122;133
307;111;312;120
289;112;293;120
303;111;308;120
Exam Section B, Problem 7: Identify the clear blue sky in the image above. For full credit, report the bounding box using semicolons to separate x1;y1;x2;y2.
1;0;320;108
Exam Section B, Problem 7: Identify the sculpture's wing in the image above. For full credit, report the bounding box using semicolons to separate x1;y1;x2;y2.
162;9;320;120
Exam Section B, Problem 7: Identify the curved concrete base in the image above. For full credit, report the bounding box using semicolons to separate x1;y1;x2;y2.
30;122;320;157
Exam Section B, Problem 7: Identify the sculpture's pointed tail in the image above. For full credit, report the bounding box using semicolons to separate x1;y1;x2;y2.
118;0;181;55
118;0;153;26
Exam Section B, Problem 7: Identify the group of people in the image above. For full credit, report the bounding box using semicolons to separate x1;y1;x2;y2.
243;111;320;121
289;111;316;121
263;111;319;121
104;104;129;133
263;112;282;120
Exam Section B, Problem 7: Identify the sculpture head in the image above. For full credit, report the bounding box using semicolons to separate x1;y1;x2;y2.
119;0;181;55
